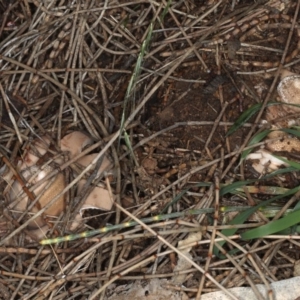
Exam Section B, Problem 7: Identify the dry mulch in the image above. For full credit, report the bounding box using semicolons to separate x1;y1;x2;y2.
0;1;300;299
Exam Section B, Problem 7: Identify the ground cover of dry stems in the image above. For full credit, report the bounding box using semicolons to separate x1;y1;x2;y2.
1;1;300;299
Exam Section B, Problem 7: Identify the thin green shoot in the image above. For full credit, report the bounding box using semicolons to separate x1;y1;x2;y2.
241;208;300;240
118;21;154;149
214;185;300;257
123;130;139;166
161;182;211;213
40;205;279;245
240;129;271;161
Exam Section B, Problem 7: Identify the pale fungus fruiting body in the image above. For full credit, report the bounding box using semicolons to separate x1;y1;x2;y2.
278;71;300;113
61;131;93;157
4;131;115;240
9;168;65;229
70;152;114;230
7;137;65;229
265;130;300;153
247;149;289;174
247;70;300;173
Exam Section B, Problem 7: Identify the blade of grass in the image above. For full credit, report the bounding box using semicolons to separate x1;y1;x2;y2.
118;3;172;149
123;130;138;166
240;130;272;161
272;155;300;170
226;103;263;137
226;101;299;137
280;128;300;138
118;22;154;148
226;102;280;137
214;185;300;257
241;208;300;240
160;0;172;20
241;121;300;162
263;165;299;177
220;179;257;196
161;182;211;213
277;225;300;234
221;166;298;197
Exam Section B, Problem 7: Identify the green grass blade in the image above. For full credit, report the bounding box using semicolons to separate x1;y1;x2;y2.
161;182;211;213
241;209;300;240
118;22;154;148
277;225;300;235
160;0;172;20
226;103;262;137
272;155;300;170
214;185;300;257
293;200;300;211
226;102;283;137
263;166;299;177
221;167;299;198
280;128;300;138
220;180;256;196
123;130;138;166
240;130;272;161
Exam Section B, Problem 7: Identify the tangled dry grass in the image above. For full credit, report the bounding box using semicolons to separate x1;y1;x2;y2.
1;0;300;299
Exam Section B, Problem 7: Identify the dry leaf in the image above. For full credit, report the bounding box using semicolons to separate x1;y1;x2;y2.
172;231;202;285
